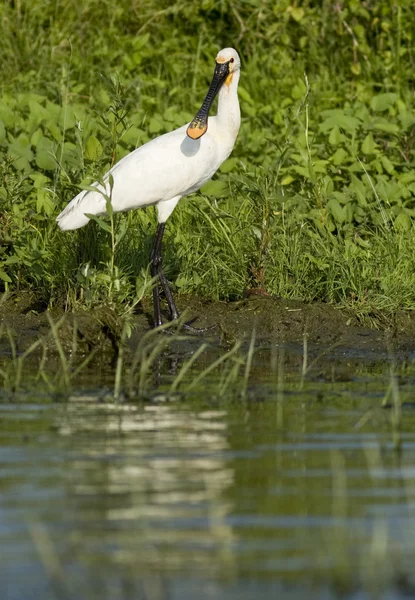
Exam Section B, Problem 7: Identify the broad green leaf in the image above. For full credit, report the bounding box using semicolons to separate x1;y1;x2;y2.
148;115;164;134
29;99;49;122
394;212;411;232
219;158;238;173
362;133;376;155
36;149;57;170
327;198;346;223
349;175;368;206
29;173;50;188
0;270;12;283
370;93;398;112
36;190;55;215
399;172;415;184
45;120;61;142
313;159;329;174
85;135;103;161
201;180;228;197
291;78;307;99
370;119;399;134
12;157;31;172
121;126;143;146
381;155;394;174
31;129;43;146
320;110;361;134
0;104;15;127
350;62;361;75
330;148;348;166
8;136;33;162
281;175;295;185
328;126;343;146
289;6;305;21
58;105;76;129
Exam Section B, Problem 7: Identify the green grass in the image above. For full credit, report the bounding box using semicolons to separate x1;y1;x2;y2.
1;0;415;321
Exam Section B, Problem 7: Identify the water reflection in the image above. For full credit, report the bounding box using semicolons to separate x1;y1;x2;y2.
58;404;237;583
1;383;415;599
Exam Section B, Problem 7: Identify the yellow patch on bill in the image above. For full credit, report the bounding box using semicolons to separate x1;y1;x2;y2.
186;123;207;139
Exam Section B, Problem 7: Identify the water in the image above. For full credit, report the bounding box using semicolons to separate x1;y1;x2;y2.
1;345;415;600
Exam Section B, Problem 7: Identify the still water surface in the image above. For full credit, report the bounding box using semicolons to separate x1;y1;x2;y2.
1;345;415;600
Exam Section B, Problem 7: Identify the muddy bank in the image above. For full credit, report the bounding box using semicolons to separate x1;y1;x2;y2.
1;291;415;358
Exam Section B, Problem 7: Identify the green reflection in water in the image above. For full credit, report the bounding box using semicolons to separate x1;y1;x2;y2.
1;366;415;600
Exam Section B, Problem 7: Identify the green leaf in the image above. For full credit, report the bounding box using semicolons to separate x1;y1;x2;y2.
85;214;112;233
328;126;343;146
29;173;50;188
219;158;238;173
370;119;399;134
252;226;262;240
327;198;347;223
370;93;398;112
105;196;114;218
290;6;305;21
58;105;76;129
45;120;61;142
85;135;103;161
362;133;376;155
0;104;15;127
201;180;228;198
320;110;361;134
381;155;394;174
394;212;411;232
0;120;6;144
115;220;127;245
121;126;143;146
148;115;164;134
281;175;295;185
8;136;33;162
238;86;255;106
29;99;49;122
36;189;54;215
0;270;12;283
349;175;368;205
36;149;57;170
330;148;348;166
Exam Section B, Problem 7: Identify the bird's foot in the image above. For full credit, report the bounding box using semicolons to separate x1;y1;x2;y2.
182;317;217;334
152;314;217;334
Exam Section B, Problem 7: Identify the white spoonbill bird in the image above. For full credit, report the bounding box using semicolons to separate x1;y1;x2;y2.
56;47;241;329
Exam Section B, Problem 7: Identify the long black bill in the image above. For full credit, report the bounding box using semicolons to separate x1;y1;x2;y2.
186;60;230;140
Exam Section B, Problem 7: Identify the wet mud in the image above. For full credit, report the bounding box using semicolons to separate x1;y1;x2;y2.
1;291;415;360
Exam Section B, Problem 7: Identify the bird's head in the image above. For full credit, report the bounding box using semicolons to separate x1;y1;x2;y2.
187;48;240;140
215;48;241;88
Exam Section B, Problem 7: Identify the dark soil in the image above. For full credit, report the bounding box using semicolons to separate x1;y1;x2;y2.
1;291;415;360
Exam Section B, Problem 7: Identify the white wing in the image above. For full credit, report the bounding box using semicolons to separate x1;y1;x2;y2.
56;122;226;230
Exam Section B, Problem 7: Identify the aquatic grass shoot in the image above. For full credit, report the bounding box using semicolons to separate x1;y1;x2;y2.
0;315;99;396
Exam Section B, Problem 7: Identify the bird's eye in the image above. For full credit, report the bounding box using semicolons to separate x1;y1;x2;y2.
230;57;234;63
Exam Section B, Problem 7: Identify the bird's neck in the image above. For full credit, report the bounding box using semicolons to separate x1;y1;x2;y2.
216;70;241;138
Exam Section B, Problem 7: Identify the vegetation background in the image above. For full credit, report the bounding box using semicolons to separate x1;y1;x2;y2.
1;0;415;322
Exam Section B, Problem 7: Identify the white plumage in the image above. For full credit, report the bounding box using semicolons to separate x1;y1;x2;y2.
57;47;241;328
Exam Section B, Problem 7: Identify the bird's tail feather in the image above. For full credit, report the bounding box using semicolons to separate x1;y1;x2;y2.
56;188;106;231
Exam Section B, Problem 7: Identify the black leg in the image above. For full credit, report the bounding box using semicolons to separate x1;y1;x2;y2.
150;222;217;333
150;222;179;326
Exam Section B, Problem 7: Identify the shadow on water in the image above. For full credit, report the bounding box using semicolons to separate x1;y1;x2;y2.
1;336;415;599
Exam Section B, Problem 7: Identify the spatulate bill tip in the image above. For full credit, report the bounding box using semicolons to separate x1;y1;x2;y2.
186;121;207;140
